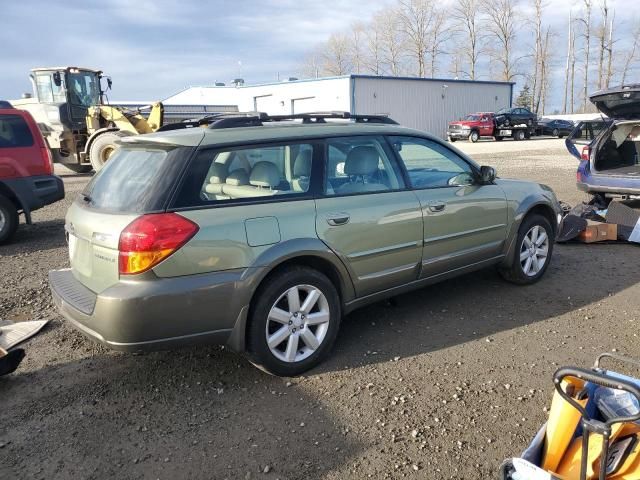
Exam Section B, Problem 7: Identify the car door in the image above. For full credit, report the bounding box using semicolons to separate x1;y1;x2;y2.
387;135;508;278
479;115;493;136
315;136;423;297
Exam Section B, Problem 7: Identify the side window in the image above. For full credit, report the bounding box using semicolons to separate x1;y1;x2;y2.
173;142;314;207
389;136;475;189
0;115;35;148
324;136;405;196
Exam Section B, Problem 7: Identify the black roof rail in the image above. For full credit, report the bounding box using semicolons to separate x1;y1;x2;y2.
156;111;398;132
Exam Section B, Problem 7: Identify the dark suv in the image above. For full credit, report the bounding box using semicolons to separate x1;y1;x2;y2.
49;112;561;376
0;101;65;243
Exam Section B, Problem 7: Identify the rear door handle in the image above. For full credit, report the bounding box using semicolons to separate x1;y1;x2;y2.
427;201;446;213
326;213;350;226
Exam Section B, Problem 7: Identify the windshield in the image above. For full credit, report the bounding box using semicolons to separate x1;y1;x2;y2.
496;108;509;114
465;115;480;121
67;71;101;107
81;146;191;213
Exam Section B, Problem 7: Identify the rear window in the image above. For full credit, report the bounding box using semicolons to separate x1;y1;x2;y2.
0;114;34;148
81;146;191;213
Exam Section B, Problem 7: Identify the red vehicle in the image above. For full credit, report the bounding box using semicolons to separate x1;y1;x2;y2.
448;111;536;142
0;101;64;244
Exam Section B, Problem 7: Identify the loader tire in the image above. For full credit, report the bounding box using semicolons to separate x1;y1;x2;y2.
89;131;130;172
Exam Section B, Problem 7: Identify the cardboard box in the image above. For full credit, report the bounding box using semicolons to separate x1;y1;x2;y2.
578;220;618;243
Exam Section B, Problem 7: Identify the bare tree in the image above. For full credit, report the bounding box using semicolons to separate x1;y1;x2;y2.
605;10;615;87
537;27;553;114
301;49;323;78
451;0;483;80
563;10;574;113
570;24;577;113
398;0;435;76
482;0;520;82
596;0;609;90
349;23;367;74
530;0;545;112
426;6;451;76
322;33;352;76
621;20;640;84
365;16;384;75
377;8;407;76
577;0;593;112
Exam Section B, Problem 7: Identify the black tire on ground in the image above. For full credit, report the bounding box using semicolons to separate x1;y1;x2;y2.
499;213;554;285
469;131;480;143
0;194;19;245
494;136;504;141
449;137;457;142
89;131;130;172
552;128;559;137
64;164;93;174
247;266;341;376
513;130;526;141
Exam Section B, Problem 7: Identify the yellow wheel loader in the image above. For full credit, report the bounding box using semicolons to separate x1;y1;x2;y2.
11;67;163;172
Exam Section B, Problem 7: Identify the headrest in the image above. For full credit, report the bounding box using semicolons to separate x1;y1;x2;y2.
250;161;281;188
344;146;380;176
225;169;249;186
294;150;312;177
209;163;228;184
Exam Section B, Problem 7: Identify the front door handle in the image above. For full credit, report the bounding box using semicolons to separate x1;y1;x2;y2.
326;213;350;226
427;201;446;213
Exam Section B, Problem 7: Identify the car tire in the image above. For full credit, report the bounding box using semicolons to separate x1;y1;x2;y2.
499;214;554;285
552;128;559;137
514;130;526;141
247;266;341;376
0;194;19;245
65;164;93;174
469;131;480;143
495;136;504;141
89;131;130;172
449;137;457;143
527;118;533;127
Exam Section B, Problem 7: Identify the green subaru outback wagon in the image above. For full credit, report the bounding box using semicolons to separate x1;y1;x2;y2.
49;112;562;376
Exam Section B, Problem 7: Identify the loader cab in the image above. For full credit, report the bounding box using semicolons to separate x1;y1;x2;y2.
30;67;103;129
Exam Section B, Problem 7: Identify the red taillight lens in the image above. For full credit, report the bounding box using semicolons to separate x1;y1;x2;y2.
118;213;199;275
41;146;53;175
581;146;590;161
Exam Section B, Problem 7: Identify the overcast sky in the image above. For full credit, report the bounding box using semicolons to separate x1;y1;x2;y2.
1;0;635;111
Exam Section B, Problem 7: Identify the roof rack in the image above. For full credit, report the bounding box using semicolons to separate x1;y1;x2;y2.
156;111;397;132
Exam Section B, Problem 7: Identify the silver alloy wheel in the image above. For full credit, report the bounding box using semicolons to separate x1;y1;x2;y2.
520;225;549;277
265;284;331;363
0;208;5;232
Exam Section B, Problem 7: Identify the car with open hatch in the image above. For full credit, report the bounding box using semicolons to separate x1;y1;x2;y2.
49;112;562;376
566;84;640;199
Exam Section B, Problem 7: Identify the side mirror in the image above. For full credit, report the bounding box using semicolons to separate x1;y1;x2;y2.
479;166;496;184
53;72;62;87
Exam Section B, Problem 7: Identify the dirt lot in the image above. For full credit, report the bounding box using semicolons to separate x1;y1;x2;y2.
1;137;639;480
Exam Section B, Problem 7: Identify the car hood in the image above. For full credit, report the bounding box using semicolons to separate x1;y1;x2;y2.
449;121;473;127
590;85;640;119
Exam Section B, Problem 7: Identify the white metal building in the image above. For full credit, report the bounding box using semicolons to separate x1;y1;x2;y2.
162;75;514;138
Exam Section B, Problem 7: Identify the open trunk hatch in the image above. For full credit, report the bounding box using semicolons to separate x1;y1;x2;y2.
593;122;640;177
590;85;640;119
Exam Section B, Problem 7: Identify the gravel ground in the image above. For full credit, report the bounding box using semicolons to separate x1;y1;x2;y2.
1;138;639;480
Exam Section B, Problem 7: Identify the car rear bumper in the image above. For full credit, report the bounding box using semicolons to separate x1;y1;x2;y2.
577;181;640;196
49;267;257;352
2;174;64;221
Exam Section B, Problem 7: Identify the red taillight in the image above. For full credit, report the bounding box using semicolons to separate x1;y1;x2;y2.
581;146;590;162
41;146;53;175
118;213;199;275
